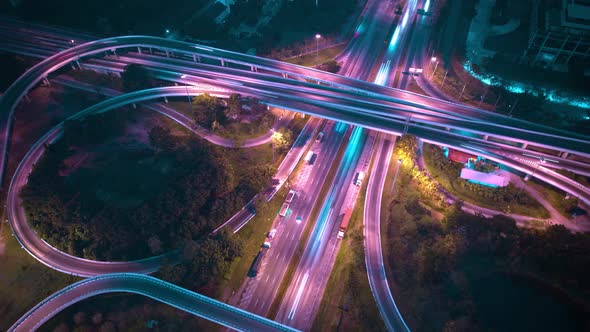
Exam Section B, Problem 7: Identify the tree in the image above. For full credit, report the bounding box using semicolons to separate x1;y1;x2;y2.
148;125;177;151
121;64;153;92
318;59;341;73
272;128;293;152
226;93;243;119
192;93;222;127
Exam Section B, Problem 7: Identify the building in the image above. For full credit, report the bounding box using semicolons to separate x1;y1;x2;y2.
521;0;590;71
460;168;510;188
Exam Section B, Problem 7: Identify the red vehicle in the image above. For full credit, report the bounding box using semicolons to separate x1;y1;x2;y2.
337;208;352;239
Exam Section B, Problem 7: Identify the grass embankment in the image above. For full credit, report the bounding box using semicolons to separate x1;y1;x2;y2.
422;144;550;219
0;224;79;331
218;117;308;296
219;184;290;296
528;179;580;219
267;129;349;319
283;44;346;68
312;148;385;332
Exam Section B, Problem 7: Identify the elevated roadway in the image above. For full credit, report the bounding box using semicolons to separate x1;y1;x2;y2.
9;273;300;332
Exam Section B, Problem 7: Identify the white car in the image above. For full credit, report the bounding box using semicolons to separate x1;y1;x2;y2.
286;189;296;203
268;229;277;239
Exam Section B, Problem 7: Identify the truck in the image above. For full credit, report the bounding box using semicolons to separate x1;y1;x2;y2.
249;243;271;277
354;171;365;186
337;208;353;239
304;151;314;164
279;203;290;217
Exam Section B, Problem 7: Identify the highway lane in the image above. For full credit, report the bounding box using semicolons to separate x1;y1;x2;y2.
274;1;401;329
9;273;300;332
364;135;411;332
236;121;348;316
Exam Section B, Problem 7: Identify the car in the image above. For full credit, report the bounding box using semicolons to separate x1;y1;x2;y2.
263;242;271;248
296;216;303;224
268;228;277;239
316;131;324;143
286;189;296;203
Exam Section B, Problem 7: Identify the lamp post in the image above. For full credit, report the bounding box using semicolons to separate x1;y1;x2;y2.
390;159;403;194
430;59;439;80
315;34;321;61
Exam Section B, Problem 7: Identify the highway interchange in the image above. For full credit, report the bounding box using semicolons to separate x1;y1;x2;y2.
1;0;590;330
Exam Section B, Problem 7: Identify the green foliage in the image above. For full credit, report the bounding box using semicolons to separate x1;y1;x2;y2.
192;93;224;129
121;64;154;92
21;113;271;271
318;59;341;73
385;174;590;330
226;93;243;119
148;125;177;151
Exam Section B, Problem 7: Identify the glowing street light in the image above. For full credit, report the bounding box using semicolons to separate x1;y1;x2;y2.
431;56;437;62
315;34;321;60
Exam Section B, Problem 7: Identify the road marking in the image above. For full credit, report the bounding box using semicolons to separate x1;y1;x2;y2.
288;272;309;320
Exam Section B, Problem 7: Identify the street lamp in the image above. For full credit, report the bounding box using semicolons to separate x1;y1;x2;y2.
390;159;403;194
315;34;321;61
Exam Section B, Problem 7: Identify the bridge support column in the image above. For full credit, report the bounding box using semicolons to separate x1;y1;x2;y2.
137;47;142;54
561;151;569;159
132;103;137;109
70;62;77;70
43;78;50;86
149;48;153;54
220;59;225;66
111;49;117;57
164;97;168;103
483;135;489;140
193;54;196;62
521;143;528;149
165;50;169;58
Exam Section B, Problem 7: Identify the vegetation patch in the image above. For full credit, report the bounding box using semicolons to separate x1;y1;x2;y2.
22;108;276;294
422;143;549;218
382;135;590;331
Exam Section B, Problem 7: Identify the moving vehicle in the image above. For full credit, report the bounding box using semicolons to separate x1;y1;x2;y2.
316;132;324;143
354;171;365;186
267;229;277;239
279;203;290;217
337;208;353;239
304;151;315;164
286;189;296;203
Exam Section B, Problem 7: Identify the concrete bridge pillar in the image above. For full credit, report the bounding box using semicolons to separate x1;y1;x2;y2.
43;78;50;86
132;103;137;109
137;47;142;54
521;142;528;149
165;50;169;58
220;59;225;67
193;54;197;62
561;151;569;159
483;135;489;140
164;97;168;103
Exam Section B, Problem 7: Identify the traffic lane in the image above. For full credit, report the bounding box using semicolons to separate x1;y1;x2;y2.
246;122;347;315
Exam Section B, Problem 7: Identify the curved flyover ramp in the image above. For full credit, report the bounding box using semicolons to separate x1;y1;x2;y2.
9;273;300;332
